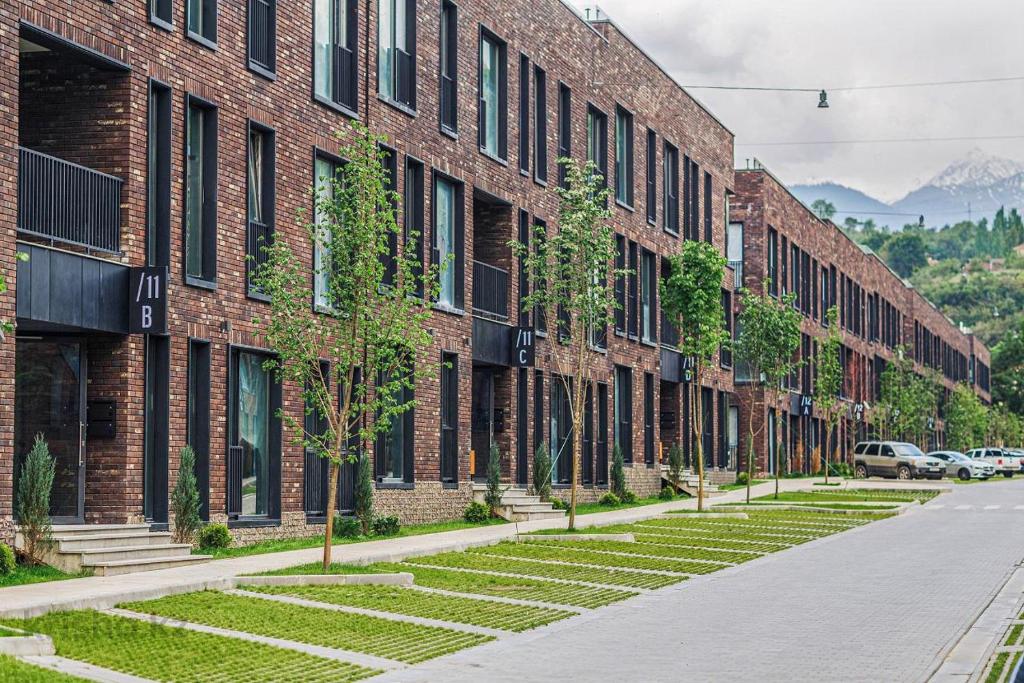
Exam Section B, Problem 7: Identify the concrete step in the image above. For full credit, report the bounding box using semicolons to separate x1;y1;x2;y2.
45;524;151;538
54;532;174;551
509;503;558;513
82;554;213;577
73;543;193;564
502;510;566;522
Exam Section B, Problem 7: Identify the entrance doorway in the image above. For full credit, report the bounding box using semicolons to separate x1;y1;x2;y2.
15;339;87;524
471;367;495;482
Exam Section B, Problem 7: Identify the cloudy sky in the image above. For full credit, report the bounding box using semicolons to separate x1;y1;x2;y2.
574;0;1024;202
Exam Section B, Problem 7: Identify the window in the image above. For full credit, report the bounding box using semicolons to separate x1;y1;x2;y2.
726;222;743;288
663;142;679;234
683;154;691;238
533;218;547;334
150;0;173;30
378;0;416;109
703;171;712;242
614;234;626;334
187;339;211;519
586;105;608;195
380;145;398;286
767;408;776;474
534;66;547;184
147;80;171;268
228;349;281;519
582;383;593;484
314;0;358;113
557;83;571;187
614;105;633;207
780;235;788;296
375;370;414;484
518;53;529;174
643;373;654;465
614;365;633;463
478;29;507;160
688;158;701;241
550;378;573;484
640;249;656;343
596;383;609;485
517;210;530;325
246;122;275;299
767;227;778;296
187;0;217;46
439;0;457;133
628;240;638;339
433;172;465;310
184;96;217;287
721;289;733;368
144;336;170;524
517;369;529;485
440;353;458;484
313;152;342;310
248;0;276;75
645;129;656;224
404;156;425;297
534;370;544;457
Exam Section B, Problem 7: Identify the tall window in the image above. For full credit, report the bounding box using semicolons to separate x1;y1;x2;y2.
643;373;655;465
247;0;276;75
614;365;633;463
628;240;638;339
144;336;170;523
703;171;713;242
645;128;656;224
721;289;733;368
187;0;217;45
478;30;507;160
640;249;656;343
557;83;571;187
663;142;679;235
378;0;416;109
246;122;275;298
614;234;626;334
188;340;211;519
313;152;342;310
433;173;464;310
314;0;358;112
439;0;458;133
614;105;633;207
726;222;743;288
440;353;458;483
586;104;608;193
767;227;778;297
404;157;425;297
534;66;547;184
229;349;280;519
380;145;398;286
550;378;573;484
150;0;173;29
534;370;544;457
185;96;217;286
375;370;414;484
518;53;529;174
148;80;171;268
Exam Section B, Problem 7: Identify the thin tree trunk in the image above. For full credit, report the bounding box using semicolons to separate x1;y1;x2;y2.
823;412;829;485
773;391;781;499
322;459;340;571
692;377;705;512
568;378;586;531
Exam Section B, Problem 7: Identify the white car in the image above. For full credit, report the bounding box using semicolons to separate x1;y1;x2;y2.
964;448;1021;478
928;451;994;480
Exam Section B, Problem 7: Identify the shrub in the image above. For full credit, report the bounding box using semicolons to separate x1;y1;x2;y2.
16;434;54;565
659;486;675;501
463;502;491;523
0;543;15;576
171;446;202;545
620;490;638;504
549;497;567;510
372;515;401;537
197;523;231;550
784;471;807;479
667;444;683;489
333;515;362;538
736;471;749;486
598;492;621;507
531;443;552;502
485;443;505;514
354;452;374;535
829;462;853;478
610;444;626;498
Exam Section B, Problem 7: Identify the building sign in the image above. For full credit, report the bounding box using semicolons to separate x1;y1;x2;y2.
800;395;814;416
680;356;695;383
510;327;535;367
129;266;168;334
853;403;866;422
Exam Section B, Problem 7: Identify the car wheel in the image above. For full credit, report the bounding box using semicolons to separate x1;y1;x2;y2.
897;465;912;480
1004;472;1014;478
958;468;971;481
855;464;868;479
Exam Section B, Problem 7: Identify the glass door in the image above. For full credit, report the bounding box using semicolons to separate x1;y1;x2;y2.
15;339;86;524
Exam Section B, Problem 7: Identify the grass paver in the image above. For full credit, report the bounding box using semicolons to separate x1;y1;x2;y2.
541;539;763;564
471;541;730;574
119;590;490;664
985;651;1023;683
1005;624;1023;647
632;532;791;553
242;583;573;632
0;654;90;682
743;502;900;510
408;551;681;589
4;610;378;682
753;491;920;504
632;522;819;545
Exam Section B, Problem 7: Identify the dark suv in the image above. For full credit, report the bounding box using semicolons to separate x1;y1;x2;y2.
853;441;945;480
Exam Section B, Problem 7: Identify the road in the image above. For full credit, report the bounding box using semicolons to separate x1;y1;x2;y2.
376;479;1024;683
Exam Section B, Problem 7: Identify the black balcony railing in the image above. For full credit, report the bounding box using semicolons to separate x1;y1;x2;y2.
472;260;508;321
246;219;273;297
248;0;276;72
728;259;743;289
661;314;679;349
18;147;122;253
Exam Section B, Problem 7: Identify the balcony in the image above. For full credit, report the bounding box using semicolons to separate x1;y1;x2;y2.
18;147;122;254
246;219;273;298
472;260;509;322
728;260;743;289
661;314;679;349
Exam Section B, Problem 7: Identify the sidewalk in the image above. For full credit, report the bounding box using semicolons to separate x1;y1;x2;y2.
0;475;869;618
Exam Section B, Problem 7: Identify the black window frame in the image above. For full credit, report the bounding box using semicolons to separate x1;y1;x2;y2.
663;141;679;235
404;155;426;298
614;104;634;209
187;338;212;520
246;120;276;300
643;372;655;466
767;227;778;297
440;352;459;484
614;234;626;335
247;0;277;78
645;128;656;225
586;103;608;199
150;0;174;31
640;248;657;344
186;0;218;48
533;370;544;457
380;144;399;288
147;79;172;268
313;0;359;116
517;368;529;486
518;52;530;175
615;365;633;463
533;65;548;185
377;0;417;113
431;169;466;312
438;0;458;135
183;93;218;289
627;240;639;340
703;170;712;242
477;26;508;162
721;288;733;368
533;218;547;334
596;382;609;485
144;335;170;525
374;369;415;486
557;82;571;188
517;209;530;326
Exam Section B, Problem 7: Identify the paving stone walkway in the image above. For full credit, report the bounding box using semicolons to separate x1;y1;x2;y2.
372;479;1024;683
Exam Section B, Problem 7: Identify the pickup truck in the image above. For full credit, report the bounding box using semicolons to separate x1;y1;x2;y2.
964;448;1021;477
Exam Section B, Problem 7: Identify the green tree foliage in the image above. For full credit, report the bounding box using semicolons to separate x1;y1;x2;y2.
881;231;928;278
531;443;552;502
484;443;504;515
873;349;939;447
512;158;621;530
988;403;1023;448
16;435;54;565
811;199;836;221
171;446;202;545
610;444;626;498
250;124;436;569
993;323;1024;414
660;241;727;510
734;285;803;500
945;384;989;453
354;452;374;535
813;307;843;483
667;443;683;491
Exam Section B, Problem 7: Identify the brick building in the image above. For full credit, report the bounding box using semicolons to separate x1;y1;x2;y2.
0;0;739;544
730;165;992;475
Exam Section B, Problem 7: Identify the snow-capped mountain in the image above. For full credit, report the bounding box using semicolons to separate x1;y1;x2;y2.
924;148;1024;191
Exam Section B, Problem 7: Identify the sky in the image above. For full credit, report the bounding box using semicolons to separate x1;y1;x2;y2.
573;0;1024;202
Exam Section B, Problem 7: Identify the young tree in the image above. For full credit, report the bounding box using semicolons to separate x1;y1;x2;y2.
814;307;843;484
171;446;202;545
990;403;1023;448
16;435;54;565
251;124;436;570
513;158;620;530
734;286;803;501
946;383;989;452
875;348;938;447
661;241;728;511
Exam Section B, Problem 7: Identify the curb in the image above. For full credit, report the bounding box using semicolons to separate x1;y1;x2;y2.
237;573;414;587
515;534;635;543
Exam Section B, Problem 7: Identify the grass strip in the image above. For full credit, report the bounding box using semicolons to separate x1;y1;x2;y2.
1005;624;1023;647
632;533;791;553
242;583;573;632
0;654;90;682
0;564;87;589
4;610;378;682
472;542;729;574
120;590;490;664
742;502;900;510
541;539;763;564
631;522;819;545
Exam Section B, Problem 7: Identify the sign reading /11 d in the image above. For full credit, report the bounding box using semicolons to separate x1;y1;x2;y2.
129;266;168;334
511;327;535;367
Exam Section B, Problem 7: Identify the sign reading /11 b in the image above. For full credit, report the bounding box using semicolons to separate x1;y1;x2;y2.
129;266;168;335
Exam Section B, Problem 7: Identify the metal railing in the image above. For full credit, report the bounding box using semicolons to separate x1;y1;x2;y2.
248;0;275;72
661;314;679;348
727;259;743;289
246;219;273;296
18;146;122;253
472;260;509;321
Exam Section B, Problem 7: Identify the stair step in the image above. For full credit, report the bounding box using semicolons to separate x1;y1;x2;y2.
72;544;193;564
510;504;557;513
55;532;173;551
82;555;212;577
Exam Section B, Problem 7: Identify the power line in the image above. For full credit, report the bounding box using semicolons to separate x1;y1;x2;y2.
736;134;1024;147
683;75;1024;92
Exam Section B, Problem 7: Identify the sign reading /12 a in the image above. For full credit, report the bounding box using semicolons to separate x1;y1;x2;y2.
129;266;168;334
511;327;535;367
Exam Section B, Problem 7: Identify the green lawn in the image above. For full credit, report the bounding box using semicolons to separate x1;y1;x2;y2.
633;532;792;553
540;538;763;564
472;540;730;574
741;501;900;510
574;496;666;516
718;479;768;491
0;654;90;682
5;610;378;682
120;591;490;664
751;491;922;504
0;563;87;589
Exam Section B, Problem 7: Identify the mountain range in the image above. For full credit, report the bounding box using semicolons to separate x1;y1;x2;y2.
790;149;1024;229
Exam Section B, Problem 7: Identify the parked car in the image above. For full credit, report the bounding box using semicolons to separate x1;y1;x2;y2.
853;441;945;480
1009;449;1024;473
927;451;994;480
964;448;1021;477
